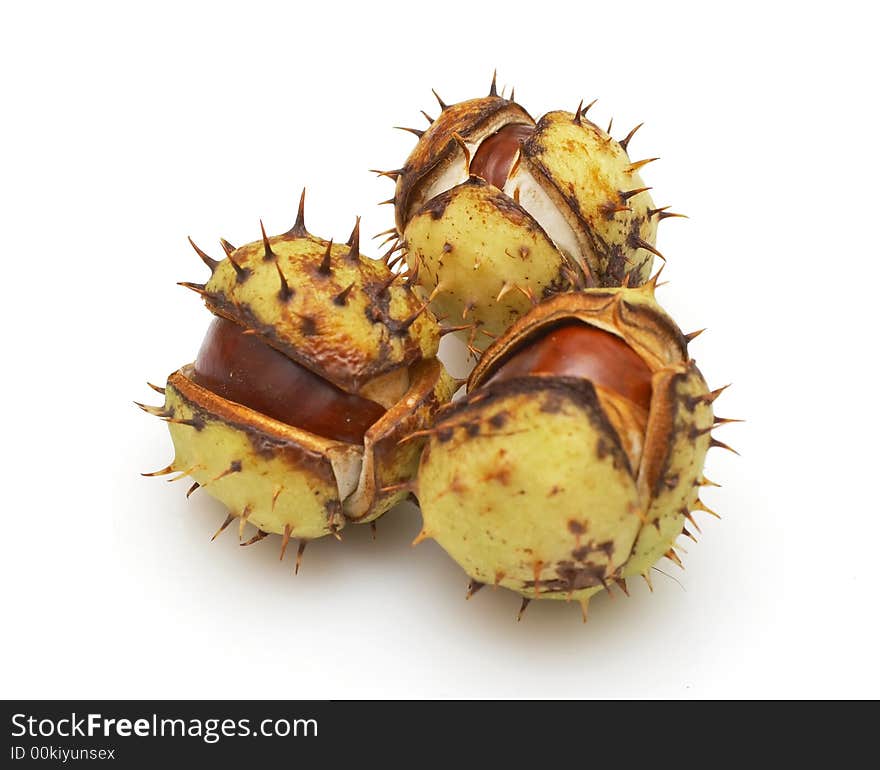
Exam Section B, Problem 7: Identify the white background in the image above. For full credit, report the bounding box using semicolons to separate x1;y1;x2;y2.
2;2;877;699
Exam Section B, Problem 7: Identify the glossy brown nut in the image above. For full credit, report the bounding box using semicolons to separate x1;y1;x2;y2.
485;321;653;413
193;316;386;444
469;123;534;189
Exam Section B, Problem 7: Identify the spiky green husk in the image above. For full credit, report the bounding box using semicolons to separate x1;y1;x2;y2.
141;209;457;554
201;221;438;394
520;110;659;286
157;358;455;543
389;89;668;352
415;287;716;607
417;376;642;602
403;177;568;342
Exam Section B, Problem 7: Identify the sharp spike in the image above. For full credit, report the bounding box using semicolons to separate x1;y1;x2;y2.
370;168;402;181
644;263;666;293
259;220;276;261
665;548;684;569
295;540;307;575
682;527;699;544
573;99;584;126
420;110;435;125
381;242;401;265
394;126;425;138
334;282;356;306
208;462;242;486
185;481;200;499
377;233;400;248
516;597;531;622
219;239;236;257
346;216;361;259
693;499;721;519
404;260;420;288
134;402;172;419
602;578;616;599
619;122;644;152
601;201;633;217
579;597;590;623
515;284;538;306
318;239;333;275
285;188;308;237
141;464;175;477
465;580;485;600
187;237;220;273
509;86;516;102
648;205;688;221
240;529;269;547
279;524;292;560
146;381;165;395
684;328;706;343
606;116;614;134
582;97;598;116
439;322;473;336
163;416;204;429
411;528;430;546
431;88;448;110
683;509;702;534
629;234;665;263
372;227;398;240
627;157;660;173
699;475;722;488
710;437;740;455
495;282;515;303
378;197;396;206
211;513;235;542
271;485;284;511
705;384;732;404
620;186;653;203
166;465;201;483
384;241;406;261
398;301;430;332
238;505;252;540
275;261;294;302
493;571;505;588
614;577;630;597
227;254;250;282
488;69;498;97
377;271;400;295
177;281;208;296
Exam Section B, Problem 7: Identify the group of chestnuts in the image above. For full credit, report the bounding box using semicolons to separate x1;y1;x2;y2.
139;76;734;621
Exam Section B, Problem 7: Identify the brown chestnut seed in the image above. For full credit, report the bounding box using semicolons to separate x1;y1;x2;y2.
486;322;653;413
469;123;534;190
193;316;385;444
483;321;653;469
